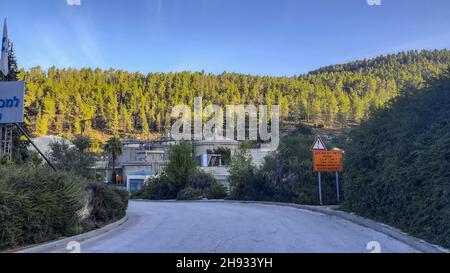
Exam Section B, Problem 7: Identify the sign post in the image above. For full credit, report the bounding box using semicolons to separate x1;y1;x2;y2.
336;172;340;203
311;136;327;205
311;136;344;205
318;171;323;205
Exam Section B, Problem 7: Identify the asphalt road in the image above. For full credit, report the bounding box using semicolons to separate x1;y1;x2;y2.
72;201;418;253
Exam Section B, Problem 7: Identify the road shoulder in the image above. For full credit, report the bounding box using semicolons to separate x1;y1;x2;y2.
221;200;449;253
13;216;129;253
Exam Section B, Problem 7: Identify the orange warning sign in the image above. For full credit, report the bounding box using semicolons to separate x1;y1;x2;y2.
313;150;343;173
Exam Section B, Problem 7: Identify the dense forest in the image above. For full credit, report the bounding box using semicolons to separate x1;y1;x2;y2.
16;49;450;140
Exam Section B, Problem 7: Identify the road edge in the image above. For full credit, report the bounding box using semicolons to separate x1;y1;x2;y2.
229;200;449;253
134;199;448;253
240;201;448;253
12;215;129;253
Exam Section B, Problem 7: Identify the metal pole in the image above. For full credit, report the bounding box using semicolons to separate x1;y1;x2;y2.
318;172;323;206
336;172;340;203
14;123;57;171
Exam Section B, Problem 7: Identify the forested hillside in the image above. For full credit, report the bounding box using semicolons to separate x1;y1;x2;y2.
19;49;450;140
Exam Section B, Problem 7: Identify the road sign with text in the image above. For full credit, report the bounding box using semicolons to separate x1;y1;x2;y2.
0;81;25;124
313;150;344;173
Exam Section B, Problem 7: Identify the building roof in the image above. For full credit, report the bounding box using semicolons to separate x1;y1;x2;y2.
30;135;73;155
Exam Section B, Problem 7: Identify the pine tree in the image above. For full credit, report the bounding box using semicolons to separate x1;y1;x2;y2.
4;49;448;140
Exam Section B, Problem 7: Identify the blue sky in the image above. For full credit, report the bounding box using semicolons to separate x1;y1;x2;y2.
2;0;450;76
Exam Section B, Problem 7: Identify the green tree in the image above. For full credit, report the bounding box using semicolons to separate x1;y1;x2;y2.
73;135;92;153
165;140;197;192
47;136;96;179
103;137;122;184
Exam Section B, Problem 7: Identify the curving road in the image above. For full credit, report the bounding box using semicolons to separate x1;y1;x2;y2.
64;201;418;253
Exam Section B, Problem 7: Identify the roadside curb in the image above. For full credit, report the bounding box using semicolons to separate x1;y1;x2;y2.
13;215;129;253
134;199;448;253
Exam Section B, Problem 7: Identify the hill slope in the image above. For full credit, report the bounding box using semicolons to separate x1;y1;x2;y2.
19;49;450;140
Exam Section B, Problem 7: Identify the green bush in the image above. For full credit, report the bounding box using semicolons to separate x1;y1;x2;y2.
0;165;129;250
206;183;228;200
113;187;130;209
132;175;177;200
342;72;450;248
0;166;84;249
188;172;216;191
84;181;129;229
177;187;203;200
228;136;339;205
228;148;273;201
132;171;229;200
0;190;33;249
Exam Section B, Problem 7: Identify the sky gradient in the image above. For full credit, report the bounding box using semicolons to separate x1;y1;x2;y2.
2;0;450;76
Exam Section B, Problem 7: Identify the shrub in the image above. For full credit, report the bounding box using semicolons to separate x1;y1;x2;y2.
132;175;177;200
228;148;272;201
84;181;129;229
188;172;216;191
229;169;273;201
206;183;228;200
342;72;450;248
177;187;203;200
228;137;338;205
0;165;129;250
261;136;341;205
0;190;34;249
132;171;229;200
0;166;84;249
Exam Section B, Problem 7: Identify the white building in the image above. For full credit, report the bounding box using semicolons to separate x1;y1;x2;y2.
98;137;251;192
